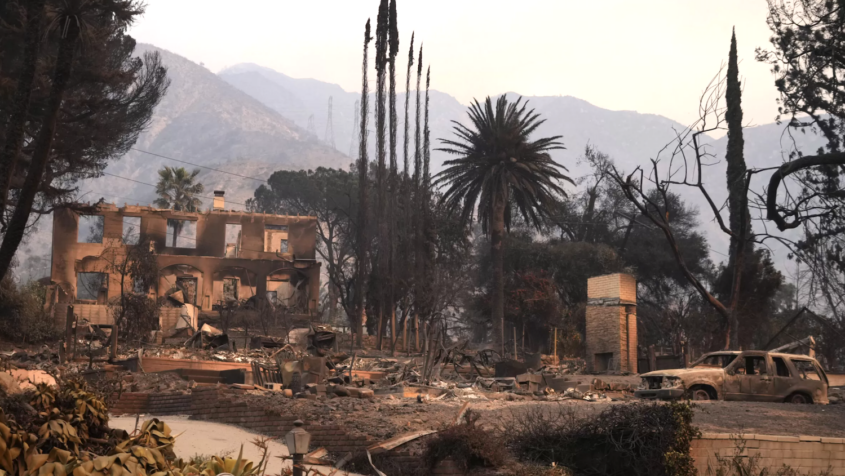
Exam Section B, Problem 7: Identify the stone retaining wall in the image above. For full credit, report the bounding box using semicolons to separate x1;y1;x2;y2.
112;390;845;475
692;432;845;475
112;387;376;457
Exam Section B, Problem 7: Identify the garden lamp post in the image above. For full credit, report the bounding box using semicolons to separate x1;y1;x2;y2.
285;420;311;476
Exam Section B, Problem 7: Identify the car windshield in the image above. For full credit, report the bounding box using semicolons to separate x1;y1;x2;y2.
692;354;738;369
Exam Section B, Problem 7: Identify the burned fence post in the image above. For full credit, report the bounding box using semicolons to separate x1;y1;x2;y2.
110;324;118;361
64;304;74;362
648;345;657;373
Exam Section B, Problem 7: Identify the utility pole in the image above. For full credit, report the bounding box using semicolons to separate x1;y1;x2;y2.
324;96;336;149
306;115;317;138
349;100;360;158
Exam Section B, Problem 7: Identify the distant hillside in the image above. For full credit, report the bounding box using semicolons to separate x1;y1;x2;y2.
12;47;831;282
219;64;692;182
98;45;351;206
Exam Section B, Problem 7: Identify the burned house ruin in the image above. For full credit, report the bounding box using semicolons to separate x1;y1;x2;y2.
46;193;320;334
585;273;637;373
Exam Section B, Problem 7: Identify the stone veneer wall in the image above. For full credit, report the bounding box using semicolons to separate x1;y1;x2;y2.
586;273;637;373
691;432;845;475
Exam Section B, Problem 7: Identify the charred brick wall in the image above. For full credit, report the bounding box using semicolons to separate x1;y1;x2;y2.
49;204;321;322
586;273;637;373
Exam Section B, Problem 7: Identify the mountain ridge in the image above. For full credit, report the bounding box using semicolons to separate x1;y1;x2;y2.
12;44;823;281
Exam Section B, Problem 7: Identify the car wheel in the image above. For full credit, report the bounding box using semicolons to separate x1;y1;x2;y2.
691;388;711;401
787;393;810;404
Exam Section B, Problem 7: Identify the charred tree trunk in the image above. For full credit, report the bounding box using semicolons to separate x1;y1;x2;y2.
387;0;399;356
491;191;508;353
354;20;373;348
421;66;434;323
374;0;389;350
0;19;79;280
413;45;424;337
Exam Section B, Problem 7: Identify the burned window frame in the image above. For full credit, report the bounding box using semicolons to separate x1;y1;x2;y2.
166;218;198;249
264;224;289;253
122;216;142;245
78;215;105;243
224;223;242;257
76;272;108;301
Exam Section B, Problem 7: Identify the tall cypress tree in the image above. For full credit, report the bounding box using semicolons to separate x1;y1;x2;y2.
374;0;389;349
725;28;751;350
354;19;373;348
420;66;434;323
412;45;424;346
387;0;400;353
400;33;415;350
403;34;415;180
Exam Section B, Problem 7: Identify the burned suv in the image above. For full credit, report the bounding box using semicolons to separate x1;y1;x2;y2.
634;350;829;404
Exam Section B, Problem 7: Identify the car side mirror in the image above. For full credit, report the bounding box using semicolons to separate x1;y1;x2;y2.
726;369;735;376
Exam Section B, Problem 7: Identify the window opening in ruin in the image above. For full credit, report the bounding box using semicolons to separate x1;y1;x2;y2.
166;219;197;248
223;278;238;302
264;224;289;253
176;277;197;305
594;352;613;372
268;279;291;303
132;278;147;295
773;357;791;377
78;215;104;243
122;217;141;245
792;360;822;381
77;272;107;301
224;224;242;257
737;356;767;376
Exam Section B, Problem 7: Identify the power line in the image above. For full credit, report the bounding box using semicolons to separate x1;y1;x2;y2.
130;148;268;183
100;172;252;207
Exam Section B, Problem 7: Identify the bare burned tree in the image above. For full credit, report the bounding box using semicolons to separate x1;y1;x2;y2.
606;67;756;349
757;0;845;232
354;19;373;348
754;0;845;326
387;0;400;354
374;0;389;349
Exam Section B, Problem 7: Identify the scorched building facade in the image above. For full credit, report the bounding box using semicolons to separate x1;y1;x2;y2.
46;193;320;332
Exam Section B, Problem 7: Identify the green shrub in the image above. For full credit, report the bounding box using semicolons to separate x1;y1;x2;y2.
0;277;60;343
504;401;700;476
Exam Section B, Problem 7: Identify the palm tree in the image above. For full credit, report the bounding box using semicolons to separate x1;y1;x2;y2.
154;166;204;246
435;95;571;350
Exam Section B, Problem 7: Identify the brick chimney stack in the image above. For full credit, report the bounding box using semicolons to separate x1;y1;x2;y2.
586;273;637;373
213;191;225;211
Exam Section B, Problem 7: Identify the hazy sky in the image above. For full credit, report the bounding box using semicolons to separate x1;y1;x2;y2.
129;1;780;129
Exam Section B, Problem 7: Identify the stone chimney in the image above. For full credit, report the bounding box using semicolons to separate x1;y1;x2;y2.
586;273;637;373
213;191;225;211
